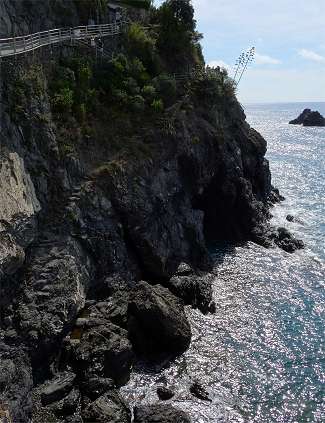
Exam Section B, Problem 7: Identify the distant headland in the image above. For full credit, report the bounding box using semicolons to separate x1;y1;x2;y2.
289;109;325;127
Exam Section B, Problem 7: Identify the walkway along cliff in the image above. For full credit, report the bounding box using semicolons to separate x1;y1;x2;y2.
0;1;303;422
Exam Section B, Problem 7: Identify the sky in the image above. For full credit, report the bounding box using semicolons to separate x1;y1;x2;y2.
154;0;325;103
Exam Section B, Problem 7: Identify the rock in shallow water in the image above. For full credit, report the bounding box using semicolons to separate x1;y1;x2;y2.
134;404;191;423
274;227;304;253
190;381;211;402
157;386;175;400
168;263;215;314
289;108;325;126
128;281;191;357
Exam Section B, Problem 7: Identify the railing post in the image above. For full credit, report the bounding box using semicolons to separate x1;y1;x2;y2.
23;36;26;52
14;36;16;54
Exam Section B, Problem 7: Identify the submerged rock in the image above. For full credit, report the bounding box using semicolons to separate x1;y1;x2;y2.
274;227;304;253
289;109;325;126
128;281;191;357
189;382;211;402
157;386;175;401
286;214;304;225
134;404;191;423
286;214;295;222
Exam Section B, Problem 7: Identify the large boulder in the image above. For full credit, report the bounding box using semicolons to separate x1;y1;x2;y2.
82;391;130;423
128;281;191;357
70;312;134;386
40;372;76;406
134;404;191;423
168;263;215;314
16;236;93;362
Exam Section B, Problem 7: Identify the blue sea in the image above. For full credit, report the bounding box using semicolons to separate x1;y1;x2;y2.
122;103;325;423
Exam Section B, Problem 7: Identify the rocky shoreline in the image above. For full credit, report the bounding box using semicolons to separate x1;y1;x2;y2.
0;2;304;422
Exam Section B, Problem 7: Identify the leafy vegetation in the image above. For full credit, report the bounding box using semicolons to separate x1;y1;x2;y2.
153;0;203;71
8;0;238;170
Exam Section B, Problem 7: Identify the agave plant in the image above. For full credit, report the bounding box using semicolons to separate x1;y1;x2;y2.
234;47;255;86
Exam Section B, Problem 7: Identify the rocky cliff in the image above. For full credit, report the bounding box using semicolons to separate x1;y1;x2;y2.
0;1;296;422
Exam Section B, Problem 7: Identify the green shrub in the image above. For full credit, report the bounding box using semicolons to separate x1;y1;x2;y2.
75;103;87;122
112;89;129;106
92;160;127;178
153;74;177;105
151;98;164;113
123;77;140;95
52;88;74;113
130;95;145;112
129;58;150;84
124;23;157;71
142;85;156;101
51;66;76;92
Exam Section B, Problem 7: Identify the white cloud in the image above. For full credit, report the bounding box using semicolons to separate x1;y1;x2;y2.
298;49;325;63
208;60;233;72
254;53;281;65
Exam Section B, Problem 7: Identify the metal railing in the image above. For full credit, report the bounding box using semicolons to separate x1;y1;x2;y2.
0;23;124;58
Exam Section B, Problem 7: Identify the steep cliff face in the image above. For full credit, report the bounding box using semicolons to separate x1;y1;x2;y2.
0;2;282;422
0;60;273;422
0;0;79;37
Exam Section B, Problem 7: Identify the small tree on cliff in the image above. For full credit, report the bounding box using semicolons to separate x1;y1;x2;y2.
155;0;201;70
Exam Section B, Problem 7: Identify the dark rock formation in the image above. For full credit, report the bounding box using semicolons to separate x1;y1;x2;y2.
167;263;215;314
303;111;325;126
157;386;175;401
81;391;131;423
289;109;325;127
286;214;295;222
274;227;304;253
128;281;191;357
268;187;285;204
68;305;134;386
40;372;76;406
286;214;303;225
134;404;191;423
190;382;211;402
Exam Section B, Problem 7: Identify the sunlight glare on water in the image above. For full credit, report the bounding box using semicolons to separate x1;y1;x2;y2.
122;103;325;423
